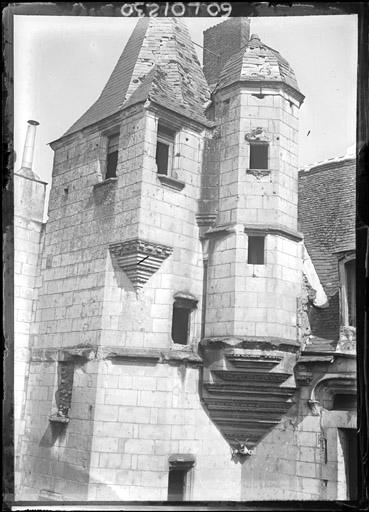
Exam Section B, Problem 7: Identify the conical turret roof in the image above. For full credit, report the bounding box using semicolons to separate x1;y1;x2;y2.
64;18;210;137
216;33;303;99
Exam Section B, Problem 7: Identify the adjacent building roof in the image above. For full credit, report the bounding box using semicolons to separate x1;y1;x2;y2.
216;33;302;97
64;17;210;137
298;156;356;341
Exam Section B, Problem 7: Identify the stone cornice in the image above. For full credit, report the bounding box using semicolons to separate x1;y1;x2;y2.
200;335;301;353
30;346;203;367
215;80;305;106
202;223;303;242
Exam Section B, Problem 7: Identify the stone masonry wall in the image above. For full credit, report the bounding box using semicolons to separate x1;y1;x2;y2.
238;89;299;232
89;361;241;501
14;173;46;493
240;358;357;501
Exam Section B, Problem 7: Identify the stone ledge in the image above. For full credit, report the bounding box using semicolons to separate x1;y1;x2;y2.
31;345;203;366
202;223;303;242
93;177;118;190
246;168;272;179
31;346;97;362
200;336;301;353
157;174;185;191
100;347;161;363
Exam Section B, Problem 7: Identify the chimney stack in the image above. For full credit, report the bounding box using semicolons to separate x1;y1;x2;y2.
203;18;250;88
21;120;39;170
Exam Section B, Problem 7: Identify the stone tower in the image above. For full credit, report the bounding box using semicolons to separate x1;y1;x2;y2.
18;18;242;502
199;28;305;451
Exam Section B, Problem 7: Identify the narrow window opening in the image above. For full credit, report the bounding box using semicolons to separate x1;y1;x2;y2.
167;454;195;502
345;259;356;327
338;429;358;500
172;306;190;345
106;133;119;179
248;236;265;265
168;469;186;501
249;142;268;170
156;125;175;176
171;296;197;345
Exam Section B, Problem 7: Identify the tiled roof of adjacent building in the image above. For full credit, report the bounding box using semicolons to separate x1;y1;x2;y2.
64;17;210;137
216;33;302;97
298;154;356;342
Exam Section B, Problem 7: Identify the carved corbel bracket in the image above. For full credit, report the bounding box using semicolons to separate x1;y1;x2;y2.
246;169;271;180
110;238;173;289
245;127;270;143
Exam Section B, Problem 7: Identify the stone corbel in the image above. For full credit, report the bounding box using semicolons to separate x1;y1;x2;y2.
246;169;271;180
109;239;173;289
245;127;270;143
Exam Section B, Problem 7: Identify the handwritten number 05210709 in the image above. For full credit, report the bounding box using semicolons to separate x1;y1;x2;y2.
121;3;232;17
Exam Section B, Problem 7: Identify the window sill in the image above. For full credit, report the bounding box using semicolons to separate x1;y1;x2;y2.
93;177;118;190
157;174;185;191
49;413;70;424
246;168;271;179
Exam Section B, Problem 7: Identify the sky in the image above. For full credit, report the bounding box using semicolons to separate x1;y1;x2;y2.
14;14;357;192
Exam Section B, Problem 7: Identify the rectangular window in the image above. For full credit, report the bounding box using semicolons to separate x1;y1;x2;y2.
156;125;175;175
171;296;197;345
248;236;265;265
172;306;190;345
168;468;186;501
167;455;195;502
106;133;119;179
345;259;356;327
249;142;268;170
338;429;358;500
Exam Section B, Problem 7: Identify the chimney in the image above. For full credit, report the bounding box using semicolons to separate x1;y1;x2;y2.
203;18;250;87
21;120;39;170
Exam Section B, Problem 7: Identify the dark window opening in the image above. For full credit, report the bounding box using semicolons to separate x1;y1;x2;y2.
171;296;197;345
339;429;358;500
106;133;119;179
345;259;356;326
250;142;268;170
168;469;186;501
156;141;170;175
156;125;175;176
172;306;190;345
333;394;357;411
248;236;265;265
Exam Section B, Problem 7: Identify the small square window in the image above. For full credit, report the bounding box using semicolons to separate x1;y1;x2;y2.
106;133;119;179
249;142;268;170
156;125;175;176
248;236;265;265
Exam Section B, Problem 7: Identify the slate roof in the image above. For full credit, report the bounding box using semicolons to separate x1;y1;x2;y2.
216;33;301;94
298;157;356;342
64;17;210;137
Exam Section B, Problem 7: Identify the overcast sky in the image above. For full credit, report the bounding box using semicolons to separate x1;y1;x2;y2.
14;14;357;189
